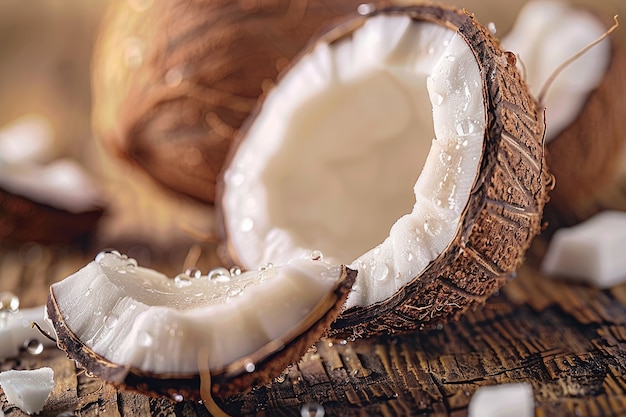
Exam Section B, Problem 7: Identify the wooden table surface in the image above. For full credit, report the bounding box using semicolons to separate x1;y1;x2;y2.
2;219;626;417
2;1;626;416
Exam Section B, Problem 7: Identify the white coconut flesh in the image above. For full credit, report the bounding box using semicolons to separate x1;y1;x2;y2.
222;15;486;308
47;251;347;375
501;0;610;140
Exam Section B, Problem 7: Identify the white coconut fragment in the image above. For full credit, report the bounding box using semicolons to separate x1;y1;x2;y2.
541;211;626;288
0;158;103;213
47;251;349;375
222;14;485;309
0;306;56;360
468;383;535;417
501;0;610;140
0;113;102;214
0;114;54;164
0;367;55;415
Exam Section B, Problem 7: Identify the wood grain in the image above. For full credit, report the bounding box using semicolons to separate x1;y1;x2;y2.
3;238;626;416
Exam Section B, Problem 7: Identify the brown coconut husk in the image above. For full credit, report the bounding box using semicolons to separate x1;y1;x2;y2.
543;31;626;230
91;0;382;203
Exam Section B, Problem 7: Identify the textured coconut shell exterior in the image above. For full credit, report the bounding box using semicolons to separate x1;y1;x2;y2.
46;266;356;401
92;0;375;203
324;5;551;337
0;187;103;245
543;35;626;229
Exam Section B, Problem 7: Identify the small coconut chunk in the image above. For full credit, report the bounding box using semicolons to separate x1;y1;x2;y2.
0;306;56;360
0;368;54;415
502;0;610;140
541;211;626;288
0;114;54;164
48;251;352;376
468;383;534;417
0;158;103;213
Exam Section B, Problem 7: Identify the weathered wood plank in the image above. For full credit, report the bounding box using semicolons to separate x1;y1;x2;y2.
3;229;626;417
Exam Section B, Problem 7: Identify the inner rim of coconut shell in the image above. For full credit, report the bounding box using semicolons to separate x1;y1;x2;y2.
222;14;486;308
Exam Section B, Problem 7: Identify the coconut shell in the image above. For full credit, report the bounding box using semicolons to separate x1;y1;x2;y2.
543;33;626;229
0;187;103;245
217;4;551;338
327;5;551;337
46;266;356;401
92;0;380;203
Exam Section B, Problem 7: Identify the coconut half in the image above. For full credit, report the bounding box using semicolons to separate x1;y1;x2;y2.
503;0;626;226
219;5;551;336
91;0;376;203
46;251;355;399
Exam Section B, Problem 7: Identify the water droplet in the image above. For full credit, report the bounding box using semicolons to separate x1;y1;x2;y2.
123;37;144;68
137;330;153;347
406;252;414;262
184;267;202;279
435;199;442;207
104;314;119;328
95;249;121;263
244;360;256;373
230;172;245;187
229;266;242;276
172;393;184;402
275;373;286;383
301;402;325;417
165;68;183;87
208;267;231;282
227;285;242;298
339;339;348;345
423;220;443;237
84;288;92;297
259;263;277;280
456;119;477;136
507;186;514;194
241;217;254;232
357;3;375;15
427;47;435;55
439;151;452;164
259;263;274;271
0;292;19;313
446;55;455;62
427;76;444;106
372;263;390;281
24;339;44;355
488;22;497;34
310;250;324;261
174;274;193;288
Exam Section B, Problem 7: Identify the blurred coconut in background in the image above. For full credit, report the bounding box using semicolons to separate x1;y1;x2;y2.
91;0;375;204
2;0;626;250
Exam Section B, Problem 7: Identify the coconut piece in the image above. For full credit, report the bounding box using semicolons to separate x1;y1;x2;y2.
502;0;626;226
0;115;105;244
0;306;56;360
0;367;55;415
0;114;54;164
468;383;534;417
46;250;355;399
541;210;626;288
219;5;550;337
91;0;374;203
